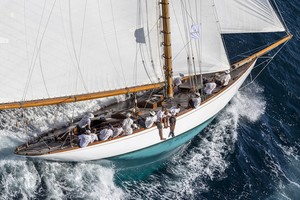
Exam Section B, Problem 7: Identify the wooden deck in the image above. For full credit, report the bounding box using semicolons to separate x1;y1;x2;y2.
15;61;253;156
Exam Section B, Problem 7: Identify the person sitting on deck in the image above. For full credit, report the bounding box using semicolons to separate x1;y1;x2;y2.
204;80;217;95
188;93;201;109
90;129;99;142
173;73;184;94
112;125;124;138
145;111;157;128
78;130;95;148
170;104;181;116
219;70;231;87
77;113;94;135
122;113;134;135
98;126;113;141
157;107;169;128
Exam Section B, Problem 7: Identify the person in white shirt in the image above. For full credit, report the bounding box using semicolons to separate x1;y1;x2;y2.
78;130;97;148
219;70;231;87
112;126;124;138
77;113;94;134
173;73;184;94
122;113;134;135
145;111;157;128
188;93;201;109
192;93;201;108
204;80;217;95
170;104;181;116
157;107;169;128
98;127;113;141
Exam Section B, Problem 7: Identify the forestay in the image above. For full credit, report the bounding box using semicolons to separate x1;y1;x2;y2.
0;0;163;104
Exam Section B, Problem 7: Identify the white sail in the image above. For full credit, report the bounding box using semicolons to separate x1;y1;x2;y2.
170;0;230;76
0;0;163;104
214;0;285;33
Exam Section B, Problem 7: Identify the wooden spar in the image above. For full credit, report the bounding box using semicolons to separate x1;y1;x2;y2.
233;34;292;69
0;83;164;110
161;0;173;98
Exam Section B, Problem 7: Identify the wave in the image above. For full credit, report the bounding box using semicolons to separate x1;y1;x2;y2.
120;83;266;199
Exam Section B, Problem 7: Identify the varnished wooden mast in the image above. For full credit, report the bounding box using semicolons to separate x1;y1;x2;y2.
233;34;292;69
0;83;164;110
161;0;173;98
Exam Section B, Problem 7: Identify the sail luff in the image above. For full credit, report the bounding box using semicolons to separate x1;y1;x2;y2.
233;34;292;69
0;82;164;110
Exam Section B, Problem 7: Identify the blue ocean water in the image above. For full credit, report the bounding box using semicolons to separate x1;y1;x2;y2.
0;0;299;199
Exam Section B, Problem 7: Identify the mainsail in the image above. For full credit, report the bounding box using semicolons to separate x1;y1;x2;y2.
0;0;286;109
0;0;163;105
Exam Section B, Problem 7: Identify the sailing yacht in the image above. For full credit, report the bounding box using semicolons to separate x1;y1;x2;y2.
0;0;291;161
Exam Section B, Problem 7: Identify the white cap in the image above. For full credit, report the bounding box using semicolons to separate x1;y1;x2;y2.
225;70;230;74
88;113;94;118
85;130;91;134
195;92;200;97
150;111;155;116
126;113;131;118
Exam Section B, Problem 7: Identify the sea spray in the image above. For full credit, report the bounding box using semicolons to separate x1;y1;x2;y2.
120;84;267;199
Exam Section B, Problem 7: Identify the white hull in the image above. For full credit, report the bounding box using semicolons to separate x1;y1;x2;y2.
35;62;256;161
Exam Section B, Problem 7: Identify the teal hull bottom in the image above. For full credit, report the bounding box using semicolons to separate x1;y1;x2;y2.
109;116;215;161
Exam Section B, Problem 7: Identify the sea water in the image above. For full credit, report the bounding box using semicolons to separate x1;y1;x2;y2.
1;0;299;199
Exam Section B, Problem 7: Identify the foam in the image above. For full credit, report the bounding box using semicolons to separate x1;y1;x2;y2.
0;97;125;199
120;84;267;199
0;84;267;199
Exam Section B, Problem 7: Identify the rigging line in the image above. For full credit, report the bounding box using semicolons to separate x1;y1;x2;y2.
38;51;50;98
183;0;195;88
23;0;30;71
196;0;204;89
188;0;198;86
170;0;188;55
240;40;288;90
140;46;154;83
133;1;141;87
157;0;164;80
109;0;127;86
22;0;47;102
136;1;153;83
230;42;273;61
145;1;160;80
96;0;126;86
180;0;193;82
23;0;58;102
179;0;196;24
68;0;88;92
212;0;230;67
59;1;80;94
172;40;191;61
272;0;290;34
78;0;88;63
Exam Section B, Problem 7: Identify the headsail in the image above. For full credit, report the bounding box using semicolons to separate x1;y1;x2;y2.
214;0;285;33
170;0;231;76
0;0;163;105
169;0;286;77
